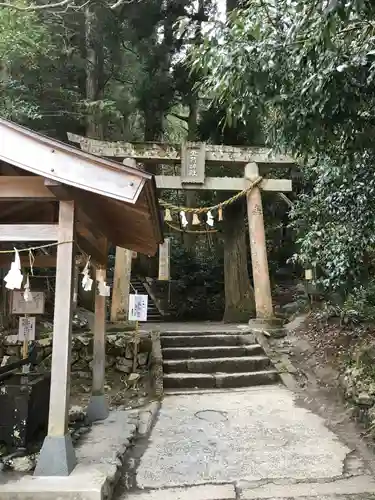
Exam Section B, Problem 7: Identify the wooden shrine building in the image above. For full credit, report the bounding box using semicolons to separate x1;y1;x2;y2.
0;118;163;476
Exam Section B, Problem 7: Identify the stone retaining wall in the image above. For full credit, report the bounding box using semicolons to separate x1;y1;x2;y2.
0;331;153;374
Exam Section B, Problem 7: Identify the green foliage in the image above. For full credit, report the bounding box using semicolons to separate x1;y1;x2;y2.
191;0;375;293
170;236;224;320
0;6;56;121
314;302;361;326
342;280;375;323
0;6;51;64
314;279;375;325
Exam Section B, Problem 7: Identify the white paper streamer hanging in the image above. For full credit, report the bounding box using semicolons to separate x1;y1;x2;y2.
4;249;23;290
98;280;111;297
23;275;32;302
206;211;214;227
81;258;93;292
180;210;188;228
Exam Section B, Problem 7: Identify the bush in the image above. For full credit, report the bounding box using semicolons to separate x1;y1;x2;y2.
342;280;375;324
315;279;375;325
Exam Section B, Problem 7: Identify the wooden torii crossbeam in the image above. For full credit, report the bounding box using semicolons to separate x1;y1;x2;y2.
68;134;295;323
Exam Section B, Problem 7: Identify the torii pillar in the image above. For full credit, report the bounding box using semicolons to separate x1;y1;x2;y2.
245;163;283;332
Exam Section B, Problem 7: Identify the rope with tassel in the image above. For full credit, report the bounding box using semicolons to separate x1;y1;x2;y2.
160;176;262;233
159;176;262;214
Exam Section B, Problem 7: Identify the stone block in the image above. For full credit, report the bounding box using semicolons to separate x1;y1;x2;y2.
5;346;20;357
0;466;107;500
115;357;133;373
138;352;148;366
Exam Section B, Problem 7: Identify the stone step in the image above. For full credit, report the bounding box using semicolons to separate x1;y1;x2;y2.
163;370;279;389
160;330;255;338
161;334;248;348
163;356;271;374
162;344;263;360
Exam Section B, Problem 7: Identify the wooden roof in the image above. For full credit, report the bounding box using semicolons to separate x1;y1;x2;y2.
0;119;163;258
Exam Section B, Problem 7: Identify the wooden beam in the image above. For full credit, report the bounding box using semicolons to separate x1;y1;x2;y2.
45;180;112;250
44;178;73;200
0;254;56;268
44;180;106;241
46;180;112;238
0;224;58;241
155;176;292;192
110;247;132;322
68;133;295;165
0;176;55;200
0;121;146;205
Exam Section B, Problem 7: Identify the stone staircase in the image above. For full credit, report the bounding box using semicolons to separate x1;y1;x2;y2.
161;331;279;390
130;277;163;322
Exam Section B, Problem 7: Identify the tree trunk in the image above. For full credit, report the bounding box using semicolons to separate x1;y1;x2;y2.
79;4;104;312
85;4;103;139
222;200;255;323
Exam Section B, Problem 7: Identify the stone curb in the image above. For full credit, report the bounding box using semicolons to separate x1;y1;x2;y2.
0;403;161;500
253;331;299;392
137;401;161;437
122;483;236;500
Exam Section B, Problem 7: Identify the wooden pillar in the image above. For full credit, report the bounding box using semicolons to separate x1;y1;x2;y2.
110;157;137;324
87;264;109;422
110;247;132;322
35;201;77;476
245;163;274;320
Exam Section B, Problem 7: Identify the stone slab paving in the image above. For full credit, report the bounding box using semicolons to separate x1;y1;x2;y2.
136;385;350;488
117;385;375;500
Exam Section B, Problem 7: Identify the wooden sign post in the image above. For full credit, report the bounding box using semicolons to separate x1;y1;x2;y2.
158;238;170;281
12;290;45;372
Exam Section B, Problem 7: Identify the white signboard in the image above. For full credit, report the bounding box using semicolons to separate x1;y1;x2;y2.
18;316;36;341
128;294;148;322
11;291;45;315
305;269;313;281
158;238;170;281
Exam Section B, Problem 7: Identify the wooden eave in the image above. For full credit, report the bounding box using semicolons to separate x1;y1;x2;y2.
0;119;163;257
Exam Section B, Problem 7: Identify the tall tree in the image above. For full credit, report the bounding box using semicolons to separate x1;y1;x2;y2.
192;0;375;294
198;105;263;321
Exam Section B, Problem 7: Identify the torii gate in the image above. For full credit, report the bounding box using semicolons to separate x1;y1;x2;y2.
68;133;294;323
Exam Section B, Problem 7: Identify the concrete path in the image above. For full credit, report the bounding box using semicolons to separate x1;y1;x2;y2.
117;385;375;500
